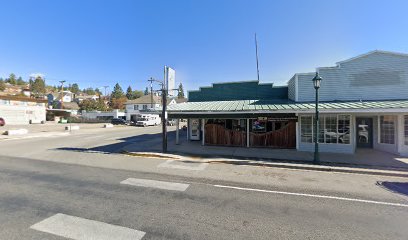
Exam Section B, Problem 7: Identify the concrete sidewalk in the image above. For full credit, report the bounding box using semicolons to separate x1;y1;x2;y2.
121;130;408;177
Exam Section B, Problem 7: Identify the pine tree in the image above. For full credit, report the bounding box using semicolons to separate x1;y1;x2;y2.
177;83;185;99
70;83;80;94
111;83;124;99
126;86;134;100
30;77;46;98
7;73;17;85
16;77;26;85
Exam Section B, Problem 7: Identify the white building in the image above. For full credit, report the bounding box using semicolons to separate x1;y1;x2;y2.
125;94;162;121
82;109;125;120
0;96;47;125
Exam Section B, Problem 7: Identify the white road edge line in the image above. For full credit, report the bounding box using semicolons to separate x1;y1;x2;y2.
213;184;408;208
121;178;190;191
30;213;145;240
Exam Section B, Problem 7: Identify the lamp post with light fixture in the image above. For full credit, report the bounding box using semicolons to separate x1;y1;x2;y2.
312;72;322;164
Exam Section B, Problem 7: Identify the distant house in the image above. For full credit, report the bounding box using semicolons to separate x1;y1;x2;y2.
125;94;161;121
0;95;47;125
74;94;99;103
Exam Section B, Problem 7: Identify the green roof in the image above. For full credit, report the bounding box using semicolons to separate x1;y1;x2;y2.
188;81;288;102
168;99;408;113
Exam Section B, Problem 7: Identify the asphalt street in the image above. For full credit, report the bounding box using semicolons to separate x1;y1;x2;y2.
0;125;407;239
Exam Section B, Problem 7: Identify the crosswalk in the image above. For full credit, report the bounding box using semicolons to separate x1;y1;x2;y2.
30;158;206;239
158;159;209;171
121;177;190;191
31;213;146;240
30;176;191;239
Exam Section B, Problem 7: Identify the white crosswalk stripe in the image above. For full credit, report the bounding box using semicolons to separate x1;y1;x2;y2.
121;178;190;191
158;160;209;171
30;213;146;240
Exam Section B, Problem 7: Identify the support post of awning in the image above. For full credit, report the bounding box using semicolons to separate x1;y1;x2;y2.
246;119;250;148
176;119;180;145
202;119;205;146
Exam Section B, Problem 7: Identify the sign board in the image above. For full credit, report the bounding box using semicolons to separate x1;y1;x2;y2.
165;66;176;96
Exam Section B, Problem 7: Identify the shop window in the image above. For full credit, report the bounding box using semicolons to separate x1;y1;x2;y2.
251;119;267;133
404;115;408;145
300;116;313;143
301;115;350;144
379;116;395;144
338;115;351;144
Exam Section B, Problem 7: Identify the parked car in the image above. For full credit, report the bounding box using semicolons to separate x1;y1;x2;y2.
0;117;5;127
111;118;127;125
125;120;135;126
167;119;176;126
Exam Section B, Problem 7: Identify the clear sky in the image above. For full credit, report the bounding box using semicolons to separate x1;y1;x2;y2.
1;0;407;94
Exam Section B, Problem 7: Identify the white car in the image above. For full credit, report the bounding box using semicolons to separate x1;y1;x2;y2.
135;114;161;127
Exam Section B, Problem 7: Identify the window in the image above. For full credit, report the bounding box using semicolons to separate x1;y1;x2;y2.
300;116;313;143
404;115;408;145
380;116;395;144
338;115;351;144
143;105;148;110
134;105;139;110
300;115;350;144
324;115;337;143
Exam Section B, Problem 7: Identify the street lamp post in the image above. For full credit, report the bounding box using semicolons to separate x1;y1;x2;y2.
312;72;322;164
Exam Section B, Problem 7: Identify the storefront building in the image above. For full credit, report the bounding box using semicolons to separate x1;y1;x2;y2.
168;50;408;156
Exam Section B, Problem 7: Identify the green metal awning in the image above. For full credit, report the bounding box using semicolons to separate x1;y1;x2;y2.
167;99;408;118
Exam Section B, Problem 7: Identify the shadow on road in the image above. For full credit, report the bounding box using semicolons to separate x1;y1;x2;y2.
377;181;408;196
54;131;176;154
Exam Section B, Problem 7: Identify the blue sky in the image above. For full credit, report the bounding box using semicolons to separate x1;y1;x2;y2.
1;0;408;94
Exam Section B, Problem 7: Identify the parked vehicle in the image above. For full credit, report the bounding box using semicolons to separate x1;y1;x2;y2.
111;118;127;125
0;117;5;127
125;120;135;126
135;114;161;127
167;119;176;126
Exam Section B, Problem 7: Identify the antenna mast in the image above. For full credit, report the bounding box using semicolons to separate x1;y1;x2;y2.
255;33;260;81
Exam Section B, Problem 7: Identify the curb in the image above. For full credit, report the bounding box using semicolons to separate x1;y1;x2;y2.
122;150;408;178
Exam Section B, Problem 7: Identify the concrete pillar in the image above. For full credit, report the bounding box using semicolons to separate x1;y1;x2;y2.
246;119;250;148
176;119;180;145
202;119;205;146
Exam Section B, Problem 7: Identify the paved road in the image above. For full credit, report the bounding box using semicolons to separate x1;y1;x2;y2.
0;125;407;239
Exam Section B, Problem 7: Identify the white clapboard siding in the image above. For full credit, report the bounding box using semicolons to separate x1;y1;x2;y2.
296;51;408;102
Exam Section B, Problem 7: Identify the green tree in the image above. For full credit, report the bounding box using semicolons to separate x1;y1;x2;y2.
144;87;149;95
70;83;80;94
0;79;5;91
30;77;46;98
7;73;17;85
133;90;143;99
177;83;185;99
111;83;124;99
16;77;26;85
95;88;102;95
126;86;134;100
84;88;96;95
109;96;127;109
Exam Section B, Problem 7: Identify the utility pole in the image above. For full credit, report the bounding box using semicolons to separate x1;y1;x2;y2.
102;86;109;97
59;80;66;109
148;77;155;108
